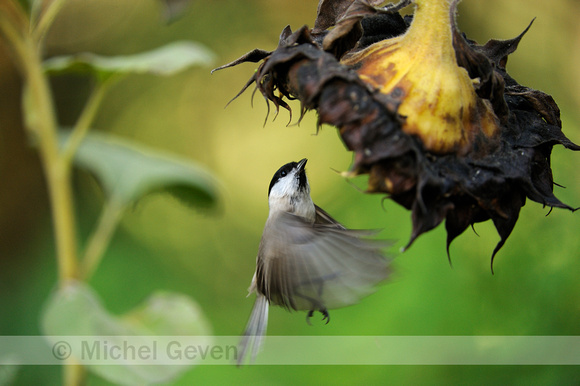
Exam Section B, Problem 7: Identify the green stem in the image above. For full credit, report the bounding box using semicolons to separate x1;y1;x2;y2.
32;0;68;44
3;2;84;385
63;359;85;386
24;41;80;284
46;156;79;283
80;196;125;281
0;13;28;70
61;78;115;164
1;3;79;284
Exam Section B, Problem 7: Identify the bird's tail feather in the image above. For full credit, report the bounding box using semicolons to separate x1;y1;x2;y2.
237;294;269;366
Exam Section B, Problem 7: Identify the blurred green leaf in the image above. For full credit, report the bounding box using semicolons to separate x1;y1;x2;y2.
43;41;214;79
121;292;212;336
0;358;19;386
59;131;220;208
41;281;212;385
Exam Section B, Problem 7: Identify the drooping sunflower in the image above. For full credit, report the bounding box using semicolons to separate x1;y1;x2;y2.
214;0;578;270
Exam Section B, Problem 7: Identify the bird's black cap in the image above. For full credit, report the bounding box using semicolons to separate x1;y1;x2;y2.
268;158;308;196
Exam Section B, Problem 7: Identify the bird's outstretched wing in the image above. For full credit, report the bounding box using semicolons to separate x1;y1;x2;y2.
314;204;346;229
257;212;392;312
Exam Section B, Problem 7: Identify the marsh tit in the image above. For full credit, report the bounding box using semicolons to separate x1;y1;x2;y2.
237;158;391;365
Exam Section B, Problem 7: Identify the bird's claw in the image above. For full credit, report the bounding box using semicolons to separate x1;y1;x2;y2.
321;309;330;324
306;309;330;325
306;310;314;325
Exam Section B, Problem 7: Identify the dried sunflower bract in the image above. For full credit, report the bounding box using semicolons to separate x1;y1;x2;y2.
214;0;579;270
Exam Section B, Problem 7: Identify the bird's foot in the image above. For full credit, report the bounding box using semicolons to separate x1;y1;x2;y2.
306;310;314;325
306;309;330;325
321;309;330;325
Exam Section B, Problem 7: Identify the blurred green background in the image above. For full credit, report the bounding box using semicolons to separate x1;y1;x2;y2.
1;0;579;384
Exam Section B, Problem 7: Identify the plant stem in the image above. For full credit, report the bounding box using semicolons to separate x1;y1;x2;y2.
62;78;115;164
63;359;85;386
0;13;28;69
32;0;68;43
3;2;84;384
81;196;125;281
24;41;80;284
1;2;79;283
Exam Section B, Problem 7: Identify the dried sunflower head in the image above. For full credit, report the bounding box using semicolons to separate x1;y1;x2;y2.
214;0;578;270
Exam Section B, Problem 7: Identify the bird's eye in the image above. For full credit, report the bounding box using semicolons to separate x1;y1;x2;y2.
280;171;287;177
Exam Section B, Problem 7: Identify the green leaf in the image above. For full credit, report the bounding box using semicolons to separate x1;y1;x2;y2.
43;41;215;79
41;281;212;385
60;131;220;208
121;292;212;336
0;358;19;386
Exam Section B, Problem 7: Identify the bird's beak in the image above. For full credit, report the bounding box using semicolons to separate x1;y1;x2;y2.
297;158;307;172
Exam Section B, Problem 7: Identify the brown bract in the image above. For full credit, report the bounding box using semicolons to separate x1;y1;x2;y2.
213;0;579;270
